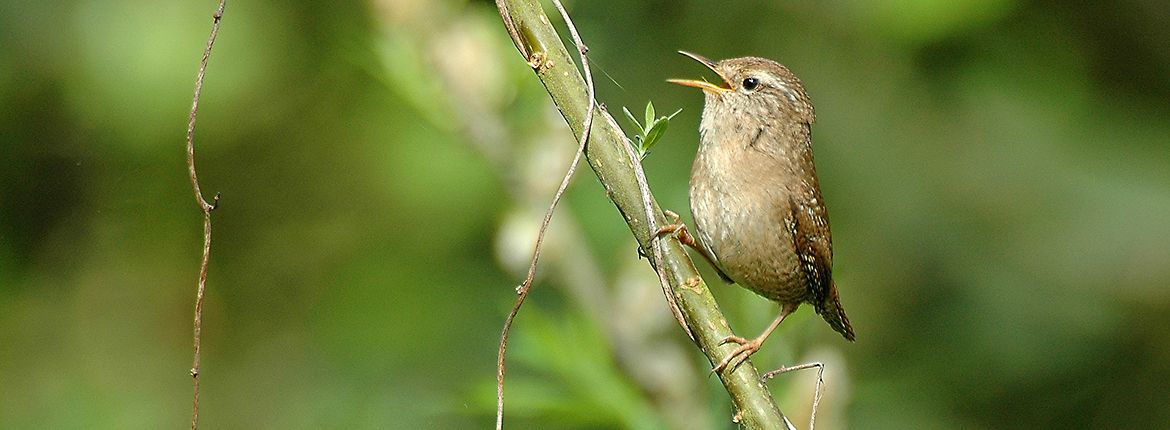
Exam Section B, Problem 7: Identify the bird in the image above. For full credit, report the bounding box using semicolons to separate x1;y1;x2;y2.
663;51;854;373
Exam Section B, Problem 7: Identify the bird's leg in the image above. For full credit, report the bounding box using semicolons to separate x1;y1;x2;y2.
654;210;700;248
712;304;795;373
761;362;825;430
655;210;733;282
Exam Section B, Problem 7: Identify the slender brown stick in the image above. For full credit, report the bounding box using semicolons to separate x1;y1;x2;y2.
185;2;226;429
494;1;596;428
762;362;826;430
615;98;692;342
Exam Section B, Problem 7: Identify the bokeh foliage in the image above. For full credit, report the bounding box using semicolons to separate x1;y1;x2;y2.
1;0;1168;428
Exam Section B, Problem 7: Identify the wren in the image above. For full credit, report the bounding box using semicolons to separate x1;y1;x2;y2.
665;51;854;373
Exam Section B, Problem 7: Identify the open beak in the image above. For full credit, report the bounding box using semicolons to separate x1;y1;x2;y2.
667;51;733;93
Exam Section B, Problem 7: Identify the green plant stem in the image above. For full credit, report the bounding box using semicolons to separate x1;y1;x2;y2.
494;1;791;428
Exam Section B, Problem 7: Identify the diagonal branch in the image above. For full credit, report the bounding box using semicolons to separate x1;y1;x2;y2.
492;1;793;429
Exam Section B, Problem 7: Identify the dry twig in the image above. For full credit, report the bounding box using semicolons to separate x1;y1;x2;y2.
184;1;226;429
493;0;596;428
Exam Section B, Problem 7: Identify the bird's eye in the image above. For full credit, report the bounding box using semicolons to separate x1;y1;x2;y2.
742;77;760;91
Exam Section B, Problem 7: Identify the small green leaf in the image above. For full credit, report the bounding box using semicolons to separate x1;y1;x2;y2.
622;102;683;160
643;119;669;153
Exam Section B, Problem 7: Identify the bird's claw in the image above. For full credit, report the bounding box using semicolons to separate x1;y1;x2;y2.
718;335;751;346
655;210;700;248
654;210;685;237
711;335;763;374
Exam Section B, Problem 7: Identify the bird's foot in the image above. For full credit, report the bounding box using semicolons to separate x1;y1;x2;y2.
654;210;700;248
712;334;765;374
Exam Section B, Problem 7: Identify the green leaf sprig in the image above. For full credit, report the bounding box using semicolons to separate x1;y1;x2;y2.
623;101;682;160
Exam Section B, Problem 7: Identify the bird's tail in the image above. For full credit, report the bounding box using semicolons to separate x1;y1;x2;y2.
816;282;855;341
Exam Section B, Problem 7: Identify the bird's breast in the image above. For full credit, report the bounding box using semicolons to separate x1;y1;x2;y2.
688;144;807;302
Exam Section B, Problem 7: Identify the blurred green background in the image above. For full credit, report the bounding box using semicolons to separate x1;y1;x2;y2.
2;0;1168;428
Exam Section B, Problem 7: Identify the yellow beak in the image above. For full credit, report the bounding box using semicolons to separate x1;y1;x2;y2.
667;51;733;93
